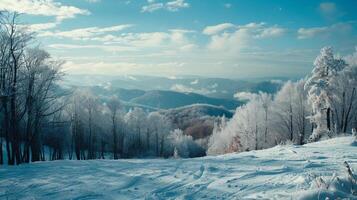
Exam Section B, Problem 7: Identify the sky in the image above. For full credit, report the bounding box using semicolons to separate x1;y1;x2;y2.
0;0;356;78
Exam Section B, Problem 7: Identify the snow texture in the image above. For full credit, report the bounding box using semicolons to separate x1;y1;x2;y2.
0;136;356;200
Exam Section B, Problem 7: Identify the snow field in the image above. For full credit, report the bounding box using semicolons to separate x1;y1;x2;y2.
0;136;356;200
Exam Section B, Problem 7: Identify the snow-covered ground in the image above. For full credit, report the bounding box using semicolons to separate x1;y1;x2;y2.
0;136;356;200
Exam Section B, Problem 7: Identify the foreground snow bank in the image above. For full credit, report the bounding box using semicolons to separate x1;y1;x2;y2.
0;136;356;200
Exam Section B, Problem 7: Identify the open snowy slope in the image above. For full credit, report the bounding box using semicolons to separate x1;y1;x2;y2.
0;136;356;200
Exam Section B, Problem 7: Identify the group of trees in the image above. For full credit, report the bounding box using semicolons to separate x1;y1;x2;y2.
0;12;63;165
207;47;357;155
48;90;204;161
63;91;173;159
0;12;203;165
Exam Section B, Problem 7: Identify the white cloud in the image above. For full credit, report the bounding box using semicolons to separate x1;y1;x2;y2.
141;0;189;12
319;2;336;15
41;26;195;52
0;0;90;21
47;28;196;53
170;84;215;95
91;30;195;51
48;44;138;52
256;26;286;38
297;23;352;39
39;24;133;39
166;0;189;11
270;79;284;84
224;3;232;9
318;2;344;20
62;60;187;76
19;22;57;32
206;22;286;52
203;23;235;35
142;3;164;12
86;0;101;3
62;60;140;74
297;27;328;39
234;92;258;101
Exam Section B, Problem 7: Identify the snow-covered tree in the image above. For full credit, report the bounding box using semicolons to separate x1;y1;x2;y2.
83;91;99;159
207;92;273;155
329;59;357;133
305;47;346;141
273;80;311;144
107;96;121;159
124;107;147;155
147;112;171;156
168;129;201;158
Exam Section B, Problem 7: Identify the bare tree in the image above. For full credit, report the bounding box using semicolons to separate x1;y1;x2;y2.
0;12;32;165
107;96;120;159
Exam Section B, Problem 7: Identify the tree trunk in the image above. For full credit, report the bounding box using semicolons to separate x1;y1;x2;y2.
113;117;118;159
343;88;355;133
3;100;13;165
160;135;164;157
290;105;294;142
113;131;118;159
146;128;150;150
31;117;42;162
255;124;258;150
101;139;105;159
264;109;268;146
299;110;306;145
327;107;331;131
155;129;159;156
0;136;3;165
88;111;92;159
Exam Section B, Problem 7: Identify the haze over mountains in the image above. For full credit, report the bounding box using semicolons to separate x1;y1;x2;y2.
63;74;285;111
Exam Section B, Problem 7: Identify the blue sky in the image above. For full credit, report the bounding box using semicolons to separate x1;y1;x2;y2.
1;0;356;78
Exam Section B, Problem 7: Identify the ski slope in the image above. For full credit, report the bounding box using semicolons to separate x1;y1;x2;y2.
0;136;356;200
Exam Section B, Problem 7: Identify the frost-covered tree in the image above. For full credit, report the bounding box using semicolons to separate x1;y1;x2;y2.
0;12;66;165
207;116;230;155
0;12;32;165
83;91;99;159
207;92;274;155
168;129;202;158
124;108;147;155
329;59;357;133
147;112;171;156
107;96;121;159
67;91;87;160
273;80;311;144
305;47;346;141
21;48;64;162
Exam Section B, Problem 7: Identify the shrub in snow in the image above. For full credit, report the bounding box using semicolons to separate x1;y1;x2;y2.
173;147;180;159
300;161;357;199
168;129;204;158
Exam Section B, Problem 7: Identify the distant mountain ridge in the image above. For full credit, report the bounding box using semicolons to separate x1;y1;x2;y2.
129;90;241;110
63;74;284;100
71;85;242;111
